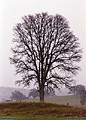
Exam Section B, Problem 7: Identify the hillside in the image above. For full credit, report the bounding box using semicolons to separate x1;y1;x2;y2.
0;102;86;117
24;95;82;107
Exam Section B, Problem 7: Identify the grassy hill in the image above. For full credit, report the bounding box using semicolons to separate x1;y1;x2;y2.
1;95;86;119
24;95;81;107
0;102;86;118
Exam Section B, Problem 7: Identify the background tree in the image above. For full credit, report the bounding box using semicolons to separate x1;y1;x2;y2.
68;84;86;106
28;88;55;98
80;90;86;106
10;90;27;101
68;84;85;95
28;89;39;98
44;87;56;97
10;13;82;102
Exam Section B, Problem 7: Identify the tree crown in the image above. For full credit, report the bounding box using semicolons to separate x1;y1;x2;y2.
10;12;82;92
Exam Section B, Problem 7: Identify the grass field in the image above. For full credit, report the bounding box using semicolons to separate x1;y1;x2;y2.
0;115;66;120
0;116;85;120
24;95;82;107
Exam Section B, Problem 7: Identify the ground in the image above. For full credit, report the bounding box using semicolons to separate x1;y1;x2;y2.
0;95;86;120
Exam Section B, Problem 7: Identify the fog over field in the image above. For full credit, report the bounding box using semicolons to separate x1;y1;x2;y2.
0;87;29;102
0;87;70;102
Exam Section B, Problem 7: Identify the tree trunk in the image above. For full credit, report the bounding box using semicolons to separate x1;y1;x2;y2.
40;85;44;102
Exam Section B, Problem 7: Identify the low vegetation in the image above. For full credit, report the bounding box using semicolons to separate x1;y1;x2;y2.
0;101;86;118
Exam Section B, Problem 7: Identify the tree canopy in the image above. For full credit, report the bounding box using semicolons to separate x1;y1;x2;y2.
68;84;85;95
68;84;86;106
10;90;27;101
10;13;82;102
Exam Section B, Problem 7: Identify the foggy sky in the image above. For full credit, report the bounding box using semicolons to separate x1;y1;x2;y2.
0;0;86;88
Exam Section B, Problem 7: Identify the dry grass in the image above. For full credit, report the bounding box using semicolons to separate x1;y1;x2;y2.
0;102;86;117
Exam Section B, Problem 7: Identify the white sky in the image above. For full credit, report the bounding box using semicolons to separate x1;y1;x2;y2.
0;0;86;88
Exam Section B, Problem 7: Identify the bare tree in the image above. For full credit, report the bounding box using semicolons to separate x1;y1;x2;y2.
10;13;82;102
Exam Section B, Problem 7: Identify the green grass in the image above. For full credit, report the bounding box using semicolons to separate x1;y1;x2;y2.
0;115;66;120
0;115;86;120
0;114;86;120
